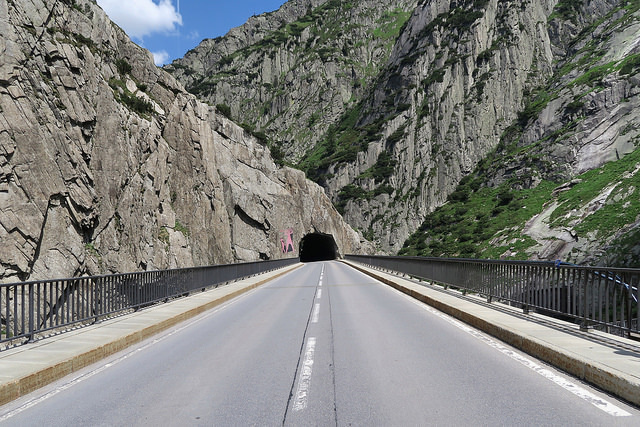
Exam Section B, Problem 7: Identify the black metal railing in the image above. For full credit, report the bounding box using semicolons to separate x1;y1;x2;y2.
0;258;298;347
346;255;640;338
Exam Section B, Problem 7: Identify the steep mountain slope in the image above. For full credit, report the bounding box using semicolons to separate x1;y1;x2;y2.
303;0;561;252
166;0;420;161
0;0;369;283
170;0;640;266
401;0;640;266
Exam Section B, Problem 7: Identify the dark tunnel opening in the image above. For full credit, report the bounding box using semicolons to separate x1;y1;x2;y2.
299;233;340;262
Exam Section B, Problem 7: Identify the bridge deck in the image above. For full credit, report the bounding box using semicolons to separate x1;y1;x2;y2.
1;260;639;409
0;264;302;406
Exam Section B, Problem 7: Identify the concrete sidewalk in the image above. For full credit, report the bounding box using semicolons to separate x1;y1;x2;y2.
0;264;302;406
343;260;640;408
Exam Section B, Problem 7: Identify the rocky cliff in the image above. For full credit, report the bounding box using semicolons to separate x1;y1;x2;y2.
166;0;420;161
0;0;369;283
314;0;560;252
171;0;640;266
399;0;640;266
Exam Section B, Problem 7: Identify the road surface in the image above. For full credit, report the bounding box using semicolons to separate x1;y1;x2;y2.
1;261;638;425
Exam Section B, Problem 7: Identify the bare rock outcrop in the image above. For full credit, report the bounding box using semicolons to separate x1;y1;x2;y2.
167;0;420;161
0;0;370;283
321;0;559;252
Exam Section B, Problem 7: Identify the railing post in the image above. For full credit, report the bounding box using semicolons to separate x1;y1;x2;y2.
580;271;590;331
164;271;169;302
626;273;633;339
522;265;530;314
93;277;99;324
28;284;34;342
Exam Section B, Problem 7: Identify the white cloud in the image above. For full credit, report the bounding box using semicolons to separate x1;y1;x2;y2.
152;50;170;66
97;0;182;40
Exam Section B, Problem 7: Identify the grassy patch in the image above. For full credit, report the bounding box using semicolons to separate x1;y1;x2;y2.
399;175;558;259
158;227;170;246
108;77;154;116
550;147;640;237
335;182;395;214
298;102;380;183
517;89;555;127
373;8;412;40
549;0;585;23
116;59;132;76
618;52;640;76
570;61;616;88
606;227;640;267
174;220;190;238
216;104;232;119
359;151;397;183
420;0;488;38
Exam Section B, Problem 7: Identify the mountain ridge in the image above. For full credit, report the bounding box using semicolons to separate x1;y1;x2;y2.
169;0;640;266
166;0;420;162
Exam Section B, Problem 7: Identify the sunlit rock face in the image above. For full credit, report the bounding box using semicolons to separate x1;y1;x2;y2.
0;0;371;282
169;0;640;265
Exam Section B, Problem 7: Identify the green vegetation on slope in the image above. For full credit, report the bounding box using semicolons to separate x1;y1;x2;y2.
374;8;412;42
183;0;415;173
400;146;640;263
331;150;398;214
108;78;154;117
400;0;640;257
550;147;640;239
297;101;386;184
359;151;397;183
399;174;557;259
549;0;585;23
334;183;394;215
188;1;358;96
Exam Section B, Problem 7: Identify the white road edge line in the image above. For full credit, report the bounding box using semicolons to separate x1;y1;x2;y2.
292;337;316;412
0;287;261;421
395;290;632;417
312;303;320;323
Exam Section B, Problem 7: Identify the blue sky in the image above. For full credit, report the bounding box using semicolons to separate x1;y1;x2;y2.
96;1;288;66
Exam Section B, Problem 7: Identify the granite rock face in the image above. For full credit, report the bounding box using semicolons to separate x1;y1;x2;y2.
167;0;420;161
169;0;640;265
320;0;633;254
0;0;370;283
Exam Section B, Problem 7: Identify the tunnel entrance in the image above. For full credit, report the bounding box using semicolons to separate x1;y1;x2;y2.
299;233;339;262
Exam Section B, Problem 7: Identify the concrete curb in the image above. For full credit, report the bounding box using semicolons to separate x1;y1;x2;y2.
0;264;302;407
344;260;640;407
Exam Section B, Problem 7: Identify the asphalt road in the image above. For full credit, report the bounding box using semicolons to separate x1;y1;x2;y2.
2;261;639;425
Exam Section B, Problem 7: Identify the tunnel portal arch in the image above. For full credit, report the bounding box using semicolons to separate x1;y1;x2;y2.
299;233;340;262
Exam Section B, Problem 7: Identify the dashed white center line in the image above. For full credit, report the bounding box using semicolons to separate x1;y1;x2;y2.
290;265;324;413
292;337;316;412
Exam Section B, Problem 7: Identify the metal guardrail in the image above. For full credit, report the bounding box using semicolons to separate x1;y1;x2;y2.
346;255;640;338
0;258;298;348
